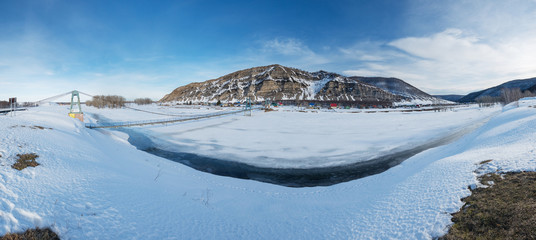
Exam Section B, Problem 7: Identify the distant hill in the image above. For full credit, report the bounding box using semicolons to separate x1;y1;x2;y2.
528;84;536;93
433;95;464;102
160;64;446;106
459;77;536;103
355;77;445;104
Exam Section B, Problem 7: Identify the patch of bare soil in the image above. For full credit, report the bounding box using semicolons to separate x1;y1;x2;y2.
439;171;536;240
0;227;59;240
9;125;52;130
11;153;40;171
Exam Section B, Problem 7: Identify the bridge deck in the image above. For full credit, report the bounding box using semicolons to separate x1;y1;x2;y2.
0;108;27;114
85;107;257;129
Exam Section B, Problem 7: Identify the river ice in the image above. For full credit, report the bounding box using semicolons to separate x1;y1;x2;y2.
87;105;500;169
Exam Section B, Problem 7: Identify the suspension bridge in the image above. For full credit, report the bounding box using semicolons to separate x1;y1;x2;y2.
85;107;258;129
0;108;25;115
32;90;257;129
35;91;94;104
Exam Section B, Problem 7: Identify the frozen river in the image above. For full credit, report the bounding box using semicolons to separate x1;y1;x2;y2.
121;115;490;187
86;105;500;186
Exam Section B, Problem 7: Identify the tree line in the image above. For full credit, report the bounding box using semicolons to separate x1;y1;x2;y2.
86;95;126;108
134;98;153;105
0;101;9;108
475;88;536;105
85;96;153;108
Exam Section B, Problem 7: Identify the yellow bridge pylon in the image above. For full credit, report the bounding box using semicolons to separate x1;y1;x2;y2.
69;90;84;122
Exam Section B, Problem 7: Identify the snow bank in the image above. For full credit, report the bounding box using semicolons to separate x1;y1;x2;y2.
1;101;535;239
393;97;453;106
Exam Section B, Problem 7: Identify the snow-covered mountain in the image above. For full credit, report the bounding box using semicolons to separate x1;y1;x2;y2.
160;64;445;105
355;77;429;98
459;77;536;103
355;77;449;105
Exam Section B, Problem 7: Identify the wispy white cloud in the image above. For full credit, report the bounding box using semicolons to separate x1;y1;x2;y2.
0;34;175;101
123;56;175;62
241;23;536;95
338;41;392;62
259;38;329;66
261;38;311;56
0;24;180;101
340;1;536;94
80;72;177;100
0;31;71;101
341;29;536;94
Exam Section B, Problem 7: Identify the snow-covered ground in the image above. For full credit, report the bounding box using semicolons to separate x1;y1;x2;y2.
1;100;535;239
393;97;453;106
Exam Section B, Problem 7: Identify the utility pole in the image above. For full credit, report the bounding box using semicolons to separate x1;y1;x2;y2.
244;95;252;116
9;97;16;117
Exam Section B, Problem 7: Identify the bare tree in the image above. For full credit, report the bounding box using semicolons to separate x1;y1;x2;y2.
522;90;535;98
134;98;153;105
476;95;503;107
500;88;536;104
86;95;126;108
0;101;9;108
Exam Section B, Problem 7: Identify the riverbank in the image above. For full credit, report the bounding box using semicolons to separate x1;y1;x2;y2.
440;171;536;239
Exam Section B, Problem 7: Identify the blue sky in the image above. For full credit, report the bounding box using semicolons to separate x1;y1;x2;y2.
1;0;536;101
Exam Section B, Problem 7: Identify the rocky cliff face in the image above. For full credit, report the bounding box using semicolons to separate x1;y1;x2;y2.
160;64;403;104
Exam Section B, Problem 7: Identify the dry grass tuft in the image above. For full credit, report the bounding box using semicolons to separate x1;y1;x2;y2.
30;126;52;130
440;171;536;240
11;153;40;171
9;125;52;130
0;227;59;240
478;159;493;165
